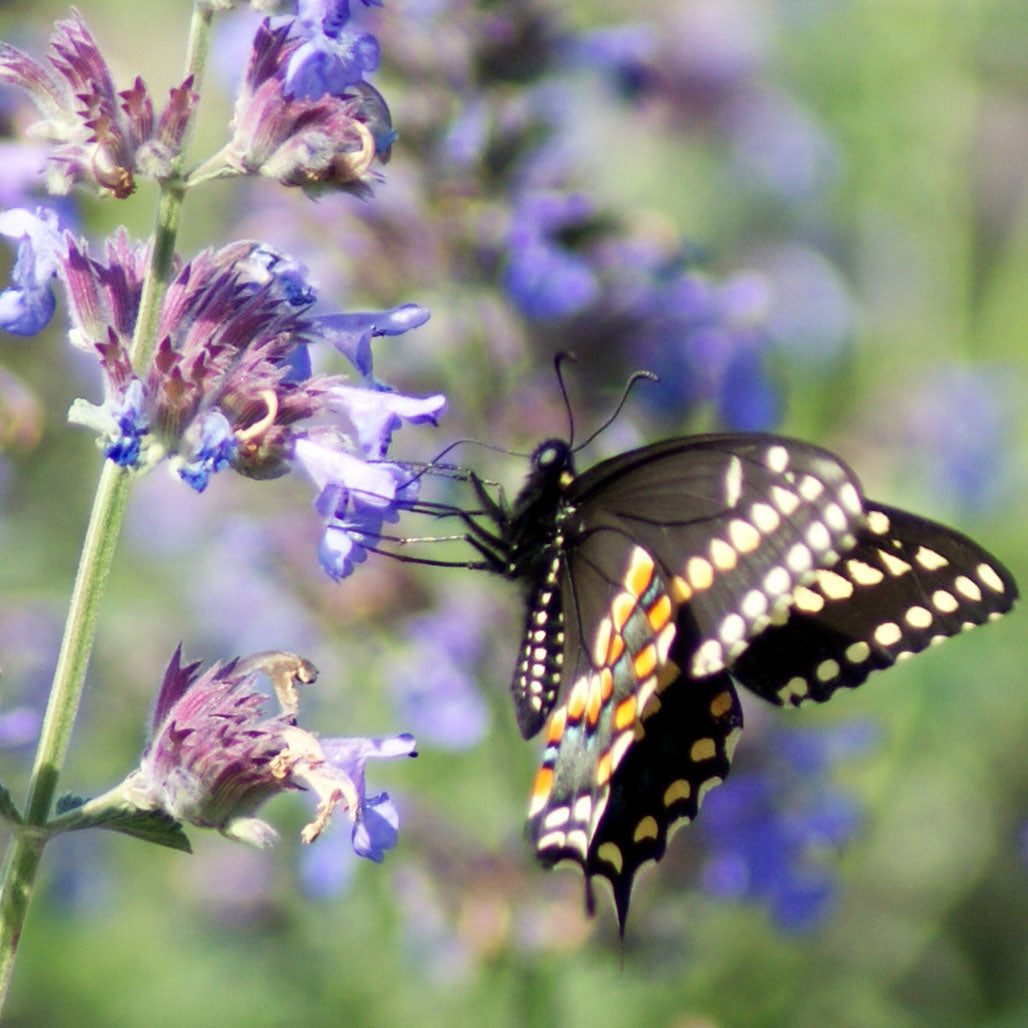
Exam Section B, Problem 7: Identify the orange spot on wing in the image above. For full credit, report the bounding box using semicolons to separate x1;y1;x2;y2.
605;633;625;666
586;674;603;727
528;766;554;817
567;677;588;721
545;705;567;745
647;593;673;631
614;696;637;731
633;643;658;680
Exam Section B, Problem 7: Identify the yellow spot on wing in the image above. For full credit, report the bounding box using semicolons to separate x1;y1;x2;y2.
690;737;716;761
624;548;655;597
710;690;734;718
664;780;692;805
596;842;623;872
633;816;659;843
611;592;636;632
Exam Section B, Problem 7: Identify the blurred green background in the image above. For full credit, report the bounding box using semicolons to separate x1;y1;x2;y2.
0;1;1026;1025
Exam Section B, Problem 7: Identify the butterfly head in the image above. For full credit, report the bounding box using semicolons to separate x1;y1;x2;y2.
530;438;575;484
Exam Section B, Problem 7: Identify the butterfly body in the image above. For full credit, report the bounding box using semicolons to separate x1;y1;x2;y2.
466;432;1017;928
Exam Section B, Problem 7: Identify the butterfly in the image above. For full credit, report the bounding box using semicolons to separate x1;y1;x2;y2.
450;432;1018;929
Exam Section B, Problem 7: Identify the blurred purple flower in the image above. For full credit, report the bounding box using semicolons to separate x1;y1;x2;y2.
503;191;599;321
387;592;494;750
893;365;1021;512
699;720;876;932
727;87;838;201
572;24;657;100
0;205;63;335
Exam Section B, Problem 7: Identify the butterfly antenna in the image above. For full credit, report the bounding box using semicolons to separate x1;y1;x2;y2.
574;369;659;453
554;351;579;447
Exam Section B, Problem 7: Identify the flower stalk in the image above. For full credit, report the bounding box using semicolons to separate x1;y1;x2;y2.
0;4;216;1008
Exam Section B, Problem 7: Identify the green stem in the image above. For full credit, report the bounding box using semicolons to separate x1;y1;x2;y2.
0;2;215;1010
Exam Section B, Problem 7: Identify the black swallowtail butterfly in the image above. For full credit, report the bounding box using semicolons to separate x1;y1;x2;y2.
456;432;1017;929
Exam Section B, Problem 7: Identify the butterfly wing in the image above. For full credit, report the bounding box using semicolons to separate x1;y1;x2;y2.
730;503;1019;704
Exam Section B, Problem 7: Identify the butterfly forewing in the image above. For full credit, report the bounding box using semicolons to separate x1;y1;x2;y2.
570;434;868;679
731;503;1019;705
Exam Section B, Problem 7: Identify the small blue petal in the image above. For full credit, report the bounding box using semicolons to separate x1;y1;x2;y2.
351;792;400;862
329;383;446;459
319;515;378;579
0;206;64;337
105;379;149;468
279;343;312;383
315;303;431;376
0;282;56;336
285;30;380;99
298;0;352;37
178;410;239;492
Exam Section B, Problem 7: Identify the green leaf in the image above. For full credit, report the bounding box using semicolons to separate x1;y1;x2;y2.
53;792;192;852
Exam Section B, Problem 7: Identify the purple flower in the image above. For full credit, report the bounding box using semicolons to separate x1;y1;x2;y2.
295;433;423;579
210;19;391;194
315;303;431;376
387;594;493;750
0;206;64;335
123;648;416;860
50;222;441;577
0;12;197;196
699;720;875;932
503;191;599;321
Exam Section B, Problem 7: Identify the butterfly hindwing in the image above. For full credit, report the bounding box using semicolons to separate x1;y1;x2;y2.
583;659;744;929
730;503;1019;705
